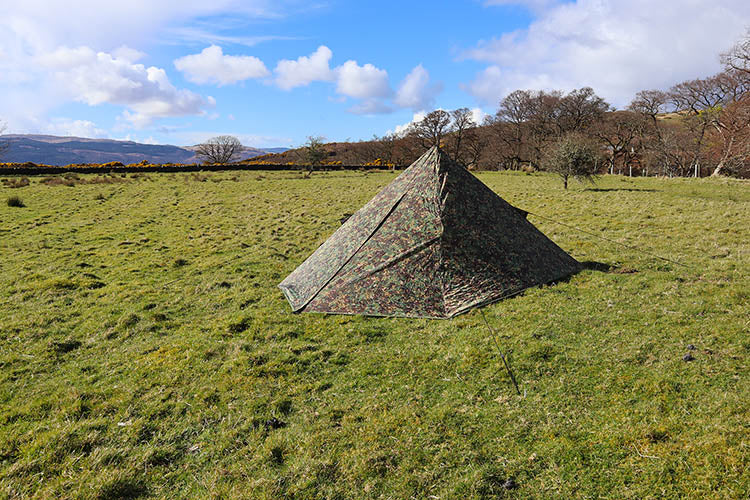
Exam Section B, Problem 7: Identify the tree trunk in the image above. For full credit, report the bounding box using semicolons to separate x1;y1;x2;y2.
711;161;725;177
563;176;568;190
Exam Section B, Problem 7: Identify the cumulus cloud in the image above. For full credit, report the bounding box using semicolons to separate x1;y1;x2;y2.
112;46;146;63
272;47;396;113
465;0;750;108
274;45;335;90
394;64;443;111
0;1;294;133
174;45;269;85
335;60;391;100
38;46;212;128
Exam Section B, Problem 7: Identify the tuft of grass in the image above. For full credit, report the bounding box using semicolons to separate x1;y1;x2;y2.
6;195;24;207
1;177;30;189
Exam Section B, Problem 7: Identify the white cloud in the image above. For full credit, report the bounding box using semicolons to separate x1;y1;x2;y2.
470;107;488;125
335;60;391;100
0;1;297;133
391;111;427;136
274;47;396;113
37;46;212;128
1;1;297;50
465;0;750;108
43;118;107;138
274;45;335;90
394;64;443;111
174;45;269;86
112;46;146;63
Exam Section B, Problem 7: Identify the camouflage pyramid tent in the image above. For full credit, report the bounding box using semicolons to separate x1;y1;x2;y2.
279;146;582;318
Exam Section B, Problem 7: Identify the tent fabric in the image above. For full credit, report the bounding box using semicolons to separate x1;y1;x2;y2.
279;146;582;318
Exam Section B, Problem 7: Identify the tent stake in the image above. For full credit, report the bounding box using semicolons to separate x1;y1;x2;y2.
480;309;521;395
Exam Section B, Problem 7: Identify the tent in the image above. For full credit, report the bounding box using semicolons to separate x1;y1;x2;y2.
279;146;582;318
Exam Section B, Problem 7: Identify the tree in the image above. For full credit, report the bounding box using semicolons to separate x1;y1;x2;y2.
707;94;750;176
463;127;487;170
594;111;646;176
489;87;610;170
195;135;243;164
543;133;601;189
721;29;750;75
303;135;327;173
555;87;611;134
628;90;668;126
410;109;451;149
446;108;476;165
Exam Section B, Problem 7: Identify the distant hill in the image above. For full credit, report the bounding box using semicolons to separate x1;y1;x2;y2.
0;135;288;166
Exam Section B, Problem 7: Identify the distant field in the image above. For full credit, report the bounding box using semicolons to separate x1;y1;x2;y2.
0;169;747;499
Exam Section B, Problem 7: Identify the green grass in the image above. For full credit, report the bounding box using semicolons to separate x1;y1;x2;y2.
0;170;748;499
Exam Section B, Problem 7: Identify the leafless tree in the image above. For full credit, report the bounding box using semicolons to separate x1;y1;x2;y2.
628;90;669;125
665;70;750;176
463;127;487;169
489;87;610;169
195;135;243;164
410;109;451;149
707;93;750;176
556;87;612;134
446;107;476;164
721;29;750;75
594;111;647;176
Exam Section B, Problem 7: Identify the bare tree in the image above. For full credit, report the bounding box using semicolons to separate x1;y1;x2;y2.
708;93;750;176
410;109;451;149
303;135;327;173
628;90;668;126
594;111;647;176
543;133;601;189
665;70;750;176
491;90;534;169
489;87;610;170
195;135;243;164
556;86;612;134
463;127;487;170
721;29;750;75
446;108;476;164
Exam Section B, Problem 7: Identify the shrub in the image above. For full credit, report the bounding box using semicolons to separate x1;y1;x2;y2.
7;196;24;207
542;133;602;189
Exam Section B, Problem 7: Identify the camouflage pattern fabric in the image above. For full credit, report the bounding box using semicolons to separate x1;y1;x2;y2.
279;146;582;318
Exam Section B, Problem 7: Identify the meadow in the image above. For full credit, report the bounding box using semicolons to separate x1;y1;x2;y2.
0;169;747;499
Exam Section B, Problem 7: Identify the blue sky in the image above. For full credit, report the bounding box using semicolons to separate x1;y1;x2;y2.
2;0;750;148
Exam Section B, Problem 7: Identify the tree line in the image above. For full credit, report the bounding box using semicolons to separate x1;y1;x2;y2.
356;31;750;180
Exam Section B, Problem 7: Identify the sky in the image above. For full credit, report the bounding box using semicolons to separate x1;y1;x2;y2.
2;0;749;148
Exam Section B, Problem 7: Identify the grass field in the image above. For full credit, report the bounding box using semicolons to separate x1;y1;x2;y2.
1;169;748;499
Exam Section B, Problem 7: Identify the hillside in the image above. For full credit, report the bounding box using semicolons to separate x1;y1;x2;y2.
0;135;285;166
